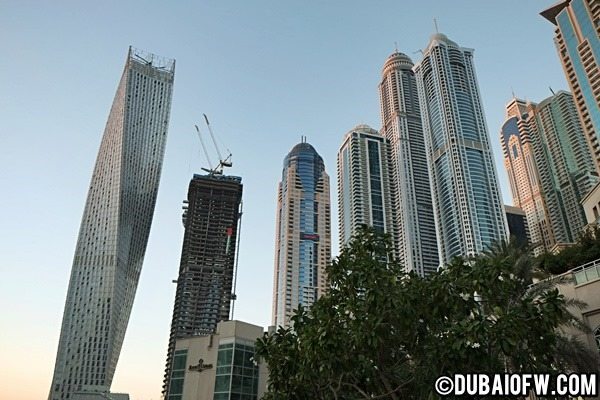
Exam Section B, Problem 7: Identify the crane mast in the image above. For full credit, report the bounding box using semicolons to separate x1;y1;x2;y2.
194;115;233;175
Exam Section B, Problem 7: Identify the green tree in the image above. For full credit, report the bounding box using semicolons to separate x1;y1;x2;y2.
256;227;598;399
537;225;600;274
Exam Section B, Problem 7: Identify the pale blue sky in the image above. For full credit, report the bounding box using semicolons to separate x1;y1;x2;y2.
0;1;567;399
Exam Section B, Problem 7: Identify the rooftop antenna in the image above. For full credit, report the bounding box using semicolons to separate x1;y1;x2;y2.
434;18;439;33
549;86;556;96
511;86;516;99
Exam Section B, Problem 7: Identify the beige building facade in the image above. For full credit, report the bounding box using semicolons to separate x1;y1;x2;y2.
165;320;267;400
582;182;600;225
272;140;331;328
501;98;554;254
557;260;600;357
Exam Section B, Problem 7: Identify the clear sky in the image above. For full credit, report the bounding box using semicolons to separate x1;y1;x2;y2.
0;1;568;399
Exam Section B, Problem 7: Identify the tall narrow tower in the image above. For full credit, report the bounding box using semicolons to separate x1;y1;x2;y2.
49;48;175;400
272;140;331;328
413;34;507;265
379;51;439;275
500;92;598;253
337;124;395;248
541;0;600;173
162;173;243;398
501;98;554;254
532;91;598;245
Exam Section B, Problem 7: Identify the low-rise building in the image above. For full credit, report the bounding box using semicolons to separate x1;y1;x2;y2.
581;182;600;225
556;259;600;356
165;320;267;400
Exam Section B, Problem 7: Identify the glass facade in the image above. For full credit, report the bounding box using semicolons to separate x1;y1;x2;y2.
379;52;439;275
505;208;529;247
49;48;175;400
214;340;259;400
167;349;188;400
341;146;352;244
273;141;330;327
367;140;385;233
337;126;394;251
543;0;600;171
557;4;600;139
414;34;507;265
532;92;597;243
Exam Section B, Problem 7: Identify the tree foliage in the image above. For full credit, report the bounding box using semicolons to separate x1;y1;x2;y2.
537;225;600;274
256;227;598;399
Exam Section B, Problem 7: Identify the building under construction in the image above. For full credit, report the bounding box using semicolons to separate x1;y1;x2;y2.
162;173;243;399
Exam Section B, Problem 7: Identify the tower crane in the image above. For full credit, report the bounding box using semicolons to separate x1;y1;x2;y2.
194;114;233;175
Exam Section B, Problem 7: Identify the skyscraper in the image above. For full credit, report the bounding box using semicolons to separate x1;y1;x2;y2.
531;91;598;245
501;98;554;254
379;51;439;275
501;92;598;252
337;124;395;249
541;0;600;173
49;48;175;400
413;33;507;265
162;173;243;399
272;140;331;328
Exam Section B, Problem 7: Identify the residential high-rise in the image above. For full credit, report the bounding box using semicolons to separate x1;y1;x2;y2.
49;48;175;400
501;92;598;252
337;124;395;248
541;0;600;173
162;174;243;399
413;33;507;265
501;98;554;254
272;140;331;328
379;51;439;275
531;91;598;246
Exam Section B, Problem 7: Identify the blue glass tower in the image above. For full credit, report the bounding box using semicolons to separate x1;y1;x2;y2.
272;140;331;328
542;0;600;172
532;91;598;244
413;34;508;265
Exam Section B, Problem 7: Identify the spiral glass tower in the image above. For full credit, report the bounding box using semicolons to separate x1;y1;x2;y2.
48;47;175;400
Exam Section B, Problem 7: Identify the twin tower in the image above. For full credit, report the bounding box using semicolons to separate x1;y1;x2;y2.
273;33;507;327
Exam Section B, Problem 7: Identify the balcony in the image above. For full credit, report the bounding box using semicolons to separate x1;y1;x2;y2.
572;258;600;285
